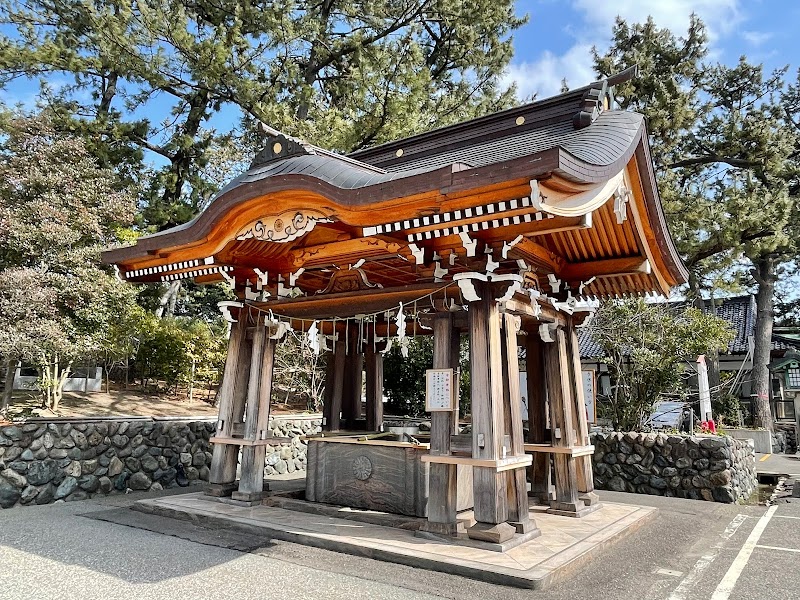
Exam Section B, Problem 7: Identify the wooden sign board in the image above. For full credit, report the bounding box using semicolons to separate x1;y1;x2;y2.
425;368;456;412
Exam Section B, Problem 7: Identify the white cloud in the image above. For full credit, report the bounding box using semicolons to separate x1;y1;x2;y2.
572;0;743;40
742;30;773;46
505;0;746;101
502;44;596;100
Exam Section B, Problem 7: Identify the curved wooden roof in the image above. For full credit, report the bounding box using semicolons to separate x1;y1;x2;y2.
103;71;687;315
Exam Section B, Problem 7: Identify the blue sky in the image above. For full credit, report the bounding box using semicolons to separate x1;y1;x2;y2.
507;0;798;99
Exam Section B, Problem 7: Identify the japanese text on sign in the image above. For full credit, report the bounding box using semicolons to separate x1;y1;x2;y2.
426;368;456;411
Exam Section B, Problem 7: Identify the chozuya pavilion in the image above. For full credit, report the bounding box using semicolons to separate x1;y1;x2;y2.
103;68;686;547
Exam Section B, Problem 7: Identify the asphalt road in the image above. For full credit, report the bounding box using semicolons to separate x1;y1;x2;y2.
1;486;798;600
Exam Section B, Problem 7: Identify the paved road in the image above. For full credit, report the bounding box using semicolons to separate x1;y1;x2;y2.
755;451;800;477
1;486;798;600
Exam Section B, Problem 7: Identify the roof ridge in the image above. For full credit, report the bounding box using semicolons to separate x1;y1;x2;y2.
348;68;637;161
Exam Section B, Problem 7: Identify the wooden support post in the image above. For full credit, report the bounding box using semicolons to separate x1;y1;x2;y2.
501;313;537;535
544;326;586;517
322;351;336;432
565;316;600;508
420;313;460;536
342;324;364;428
208;315;252;496
525;332;551;503
234;315;277;503
467;282;515;543
364;329;384;432
328;340;346;431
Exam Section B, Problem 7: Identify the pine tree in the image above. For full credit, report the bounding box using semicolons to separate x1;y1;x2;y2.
594;18;800;430
0;0;525;230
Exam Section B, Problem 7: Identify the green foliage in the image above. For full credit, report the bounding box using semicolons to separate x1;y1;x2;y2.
712;372;742;428
383;336;471;417
595;16;800;431
0;112;138;410
594;18;800;290
593;15;708;163
134;317;227;393
0;0;524;231
589;299;733;431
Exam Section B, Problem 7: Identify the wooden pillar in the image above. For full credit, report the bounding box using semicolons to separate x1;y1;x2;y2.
365;331;384;432
565;316;600;507
467;282;514;543
234;315;277;502
525;332;551;502
327;340;346;431
341;324;363;428
501;313;535;534
420;312;460;535
208;315;252;495
322;351;336;432
544;325;584;516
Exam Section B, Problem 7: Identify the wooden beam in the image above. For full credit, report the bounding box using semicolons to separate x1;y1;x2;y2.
285;237;405;270
509;238;565;274
341;325;364;427
253;282;450;319
467;282;514;542
236;314;277;501
560;256;650;284
327;340;346;431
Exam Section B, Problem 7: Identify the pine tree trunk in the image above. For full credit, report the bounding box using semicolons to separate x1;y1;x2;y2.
155;281;181;317
751;255;775;431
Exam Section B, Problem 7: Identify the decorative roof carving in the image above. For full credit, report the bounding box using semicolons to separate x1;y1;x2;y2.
236;209;332;243
250;124;317;169
573;84;607;130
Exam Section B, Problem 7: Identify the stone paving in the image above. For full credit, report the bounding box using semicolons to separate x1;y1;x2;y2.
135;492;656;589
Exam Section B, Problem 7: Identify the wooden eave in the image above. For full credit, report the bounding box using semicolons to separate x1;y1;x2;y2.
102;77;686;303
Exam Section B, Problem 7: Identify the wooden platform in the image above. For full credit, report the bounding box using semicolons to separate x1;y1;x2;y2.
133;492;657;590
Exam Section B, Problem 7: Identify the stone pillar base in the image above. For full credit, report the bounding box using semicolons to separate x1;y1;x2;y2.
509;518;539;535
580;492;601;506
205;481;238;497
466;521;516;544
231;490;264;503
418;520;463;537
548;500;602;518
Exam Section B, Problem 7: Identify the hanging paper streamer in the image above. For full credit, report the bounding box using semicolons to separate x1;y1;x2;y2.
307;320;320;355
395;303;407;341
398;336;410;358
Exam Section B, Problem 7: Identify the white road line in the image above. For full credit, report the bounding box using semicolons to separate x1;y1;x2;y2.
710;505;778;600
755;544;800;553
774;515;800;520
667;513;749;600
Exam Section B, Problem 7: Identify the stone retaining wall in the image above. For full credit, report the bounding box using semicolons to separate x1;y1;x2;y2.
590;432;757;503
263;416;322;475
0;415;322;509
0;419;215;508
773;424;798;454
